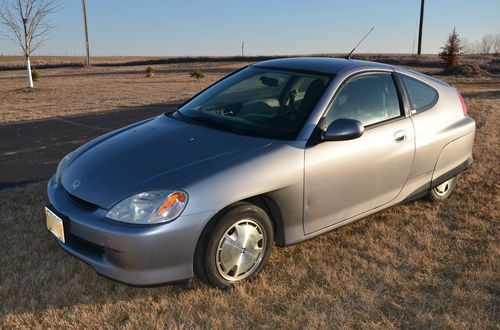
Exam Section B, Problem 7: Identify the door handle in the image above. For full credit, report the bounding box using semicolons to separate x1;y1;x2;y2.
394;130;407;142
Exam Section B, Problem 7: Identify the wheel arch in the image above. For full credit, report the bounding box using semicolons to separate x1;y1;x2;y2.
431;132;474;188
244;194;285;246
194;193;285;253
192;194;285;283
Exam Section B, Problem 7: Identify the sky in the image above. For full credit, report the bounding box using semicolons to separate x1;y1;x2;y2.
0;0;499;56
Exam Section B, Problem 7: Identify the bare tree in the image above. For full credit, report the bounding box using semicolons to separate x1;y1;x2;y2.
493;33;500;54
479;34;495;54
462;38;473;54
0;0;59;88
461;33;500;55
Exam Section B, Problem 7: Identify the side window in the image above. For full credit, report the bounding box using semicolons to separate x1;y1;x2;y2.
325;73;402;127
400;75;438;113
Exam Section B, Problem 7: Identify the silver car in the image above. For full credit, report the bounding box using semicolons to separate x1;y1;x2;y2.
46;57;475;288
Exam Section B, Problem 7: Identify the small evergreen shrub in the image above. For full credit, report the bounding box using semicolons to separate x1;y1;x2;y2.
439;28;464;70
31;69;40;81
189;69;205;80
146;66;156;77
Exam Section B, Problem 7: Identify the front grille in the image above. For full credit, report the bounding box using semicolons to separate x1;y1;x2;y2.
65;190;99;211
65;231;105;258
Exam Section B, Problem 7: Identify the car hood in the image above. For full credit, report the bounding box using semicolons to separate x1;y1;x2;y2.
61;115;273;209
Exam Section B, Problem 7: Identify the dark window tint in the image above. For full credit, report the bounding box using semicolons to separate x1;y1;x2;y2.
326;73;402;127
400;75;438;113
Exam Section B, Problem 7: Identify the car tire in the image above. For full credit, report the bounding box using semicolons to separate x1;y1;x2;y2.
428;175;458;202
195;203;273;288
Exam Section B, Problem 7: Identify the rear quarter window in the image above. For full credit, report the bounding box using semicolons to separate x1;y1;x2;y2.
400;75;438;114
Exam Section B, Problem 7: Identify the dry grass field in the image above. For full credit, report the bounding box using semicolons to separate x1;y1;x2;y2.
0;55;499;328
0;60;249;123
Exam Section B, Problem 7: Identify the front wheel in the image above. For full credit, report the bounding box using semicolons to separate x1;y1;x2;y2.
428;175;458;202
195;203;274;288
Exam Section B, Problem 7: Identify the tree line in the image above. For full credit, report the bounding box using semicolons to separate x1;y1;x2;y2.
462;33;500;55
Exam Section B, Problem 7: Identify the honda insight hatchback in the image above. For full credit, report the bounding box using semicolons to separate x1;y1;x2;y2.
46;57;475;288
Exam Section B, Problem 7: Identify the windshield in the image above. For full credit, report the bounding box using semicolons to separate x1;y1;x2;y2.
173;67;331;139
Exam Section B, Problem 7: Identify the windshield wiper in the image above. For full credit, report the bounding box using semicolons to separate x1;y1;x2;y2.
185;115;248;135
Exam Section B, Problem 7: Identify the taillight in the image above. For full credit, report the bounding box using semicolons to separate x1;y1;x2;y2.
457;89;467;117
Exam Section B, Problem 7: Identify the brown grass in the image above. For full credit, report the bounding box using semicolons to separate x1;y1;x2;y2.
0;59;499;328
0;61;250;123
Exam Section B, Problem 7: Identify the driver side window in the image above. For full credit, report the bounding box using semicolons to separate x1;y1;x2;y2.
325;73;402;127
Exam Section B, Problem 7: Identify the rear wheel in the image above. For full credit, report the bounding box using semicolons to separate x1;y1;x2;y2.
428;176;458;202
195;203;273;288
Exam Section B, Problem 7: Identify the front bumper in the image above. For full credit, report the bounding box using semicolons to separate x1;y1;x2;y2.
46;177;212;286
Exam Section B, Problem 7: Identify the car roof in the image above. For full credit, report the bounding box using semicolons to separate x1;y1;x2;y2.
252;57;394;75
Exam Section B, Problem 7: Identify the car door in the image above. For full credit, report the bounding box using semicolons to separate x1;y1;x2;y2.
304;72;415;234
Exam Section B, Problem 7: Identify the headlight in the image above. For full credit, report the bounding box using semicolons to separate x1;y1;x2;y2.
55;152;74;182
105;190;188;224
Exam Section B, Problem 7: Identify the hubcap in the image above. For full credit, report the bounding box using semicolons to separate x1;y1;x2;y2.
216;219;265;282
434;178;454;196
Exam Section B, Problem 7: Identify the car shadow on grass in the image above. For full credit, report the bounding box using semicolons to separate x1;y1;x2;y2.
0;102;182;189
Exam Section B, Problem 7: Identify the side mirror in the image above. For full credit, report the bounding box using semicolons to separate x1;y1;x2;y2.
321;118;364;141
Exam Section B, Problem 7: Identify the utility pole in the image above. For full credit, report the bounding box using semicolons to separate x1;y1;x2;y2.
417;0;425;55
241;41;245;57
82;0;90;66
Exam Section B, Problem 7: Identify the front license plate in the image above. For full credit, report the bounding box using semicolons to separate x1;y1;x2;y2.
45;207;65;243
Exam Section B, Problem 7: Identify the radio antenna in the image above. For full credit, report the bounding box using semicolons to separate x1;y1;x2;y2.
345;27;374;59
